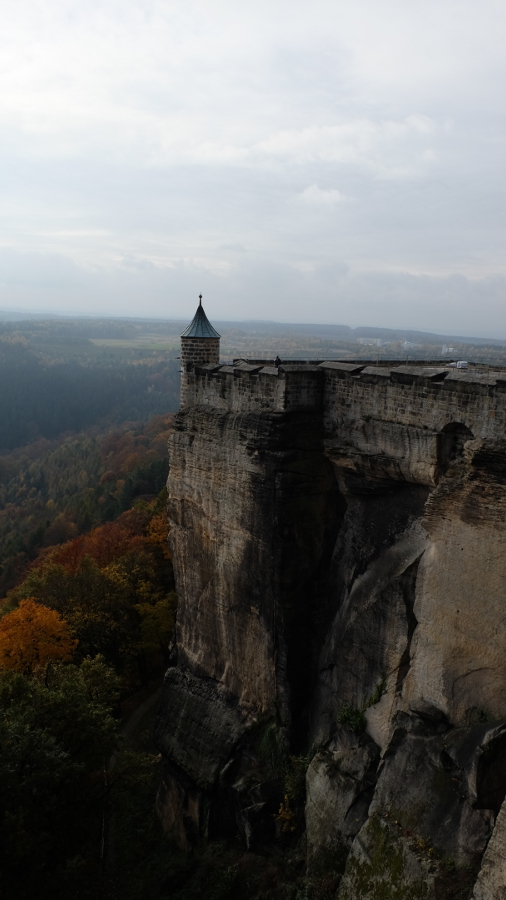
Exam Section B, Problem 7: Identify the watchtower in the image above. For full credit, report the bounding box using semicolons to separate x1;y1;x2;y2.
180;295;221;407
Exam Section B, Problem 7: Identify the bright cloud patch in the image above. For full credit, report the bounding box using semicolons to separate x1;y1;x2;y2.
299;185;346;206
255;118;438;179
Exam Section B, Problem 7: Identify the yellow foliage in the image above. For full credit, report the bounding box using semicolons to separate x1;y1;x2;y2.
0;598;77;675
146;512;171;559
274;795;297;832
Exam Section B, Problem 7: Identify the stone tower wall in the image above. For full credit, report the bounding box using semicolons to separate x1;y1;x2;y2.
180;337;220;407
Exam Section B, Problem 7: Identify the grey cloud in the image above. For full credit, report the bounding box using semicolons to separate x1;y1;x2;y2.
0;0;505;335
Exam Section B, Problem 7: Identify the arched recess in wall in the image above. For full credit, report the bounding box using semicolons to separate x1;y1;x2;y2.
436;422;474;480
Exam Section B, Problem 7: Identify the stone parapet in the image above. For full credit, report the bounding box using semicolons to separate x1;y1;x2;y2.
323;363;506;442
184;359;506;443
189;362;324;412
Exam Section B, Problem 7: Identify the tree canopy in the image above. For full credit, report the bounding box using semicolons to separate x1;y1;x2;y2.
0;598;77;674
0;660;120;898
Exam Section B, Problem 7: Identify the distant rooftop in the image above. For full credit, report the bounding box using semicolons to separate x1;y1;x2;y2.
181;296;221;339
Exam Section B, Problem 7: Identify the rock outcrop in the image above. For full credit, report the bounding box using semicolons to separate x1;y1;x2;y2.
156;360;506;896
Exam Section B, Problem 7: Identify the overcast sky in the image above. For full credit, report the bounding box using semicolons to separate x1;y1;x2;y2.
1;0;506;336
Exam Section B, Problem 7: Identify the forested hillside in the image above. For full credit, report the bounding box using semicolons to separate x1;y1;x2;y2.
0;408;177;899
0;319;179;450
0;415;172;595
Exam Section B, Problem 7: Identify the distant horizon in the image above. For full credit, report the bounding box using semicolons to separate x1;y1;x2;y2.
0;305;504;345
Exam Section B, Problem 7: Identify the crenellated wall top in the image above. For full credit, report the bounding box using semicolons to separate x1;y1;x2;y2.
184;357;506;442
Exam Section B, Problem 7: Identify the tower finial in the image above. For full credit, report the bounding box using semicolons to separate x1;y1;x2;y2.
199;294;202;306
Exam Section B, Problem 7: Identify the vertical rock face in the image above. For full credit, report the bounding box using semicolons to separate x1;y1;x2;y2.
157;360;506;895
157;404;339;844
402;442;506;725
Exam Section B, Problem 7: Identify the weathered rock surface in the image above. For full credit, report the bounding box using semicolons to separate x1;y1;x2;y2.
311;495;429;749
157;360;506;896
368;717;505;864
473;795;506;899
402;442;506;725
306;737;379;869
156;668;246;789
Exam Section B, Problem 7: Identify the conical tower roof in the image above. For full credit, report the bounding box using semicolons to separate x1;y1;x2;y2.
181;296;221;338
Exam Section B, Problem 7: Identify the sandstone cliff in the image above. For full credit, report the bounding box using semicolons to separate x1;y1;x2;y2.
156;361;506;898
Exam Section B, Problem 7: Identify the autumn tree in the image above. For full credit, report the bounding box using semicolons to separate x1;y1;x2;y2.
0;598;77;674
5;489;175;685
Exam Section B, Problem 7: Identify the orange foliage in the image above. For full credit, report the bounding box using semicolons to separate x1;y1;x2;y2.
34;508;151;575
0;598;77;674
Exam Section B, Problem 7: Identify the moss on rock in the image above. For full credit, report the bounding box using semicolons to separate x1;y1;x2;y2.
338;816;435;900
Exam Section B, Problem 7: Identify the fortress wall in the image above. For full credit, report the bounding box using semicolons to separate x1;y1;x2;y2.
322;363;506;439
191;364;324;412
188;359;506;442
183;358;506;485
320;363;506;486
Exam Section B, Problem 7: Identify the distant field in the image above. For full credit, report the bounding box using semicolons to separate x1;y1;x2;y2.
90;337;179;352
3;311;506;368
